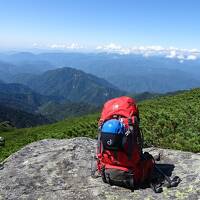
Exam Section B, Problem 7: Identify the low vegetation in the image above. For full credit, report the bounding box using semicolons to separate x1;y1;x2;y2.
0;88;200;162
139;88;200;153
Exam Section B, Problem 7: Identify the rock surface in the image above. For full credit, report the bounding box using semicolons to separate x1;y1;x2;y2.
0;137;199;200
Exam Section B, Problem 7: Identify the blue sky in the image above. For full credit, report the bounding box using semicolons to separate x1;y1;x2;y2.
0;0;200;50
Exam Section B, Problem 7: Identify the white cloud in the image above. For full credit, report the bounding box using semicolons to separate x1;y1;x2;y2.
95;44;200;61
166;50;177;58
106;43;122;50
96;43;121;51
146;45;164;51
96;43;131;54
166;49;199;61
66;43;84;49
50;43;84;50
186;55;197;60
50;44;66;49
177;55;185;60
188;49;199;53
32;43;39;47
35;42;199;61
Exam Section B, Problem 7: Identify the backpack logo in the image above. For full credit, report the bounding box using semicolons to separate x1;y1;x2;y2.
112;104;119;110
107;139;113;146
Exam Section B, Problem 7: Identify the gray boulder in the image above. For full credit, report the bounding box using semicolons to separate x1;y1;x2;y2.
0;137;199;200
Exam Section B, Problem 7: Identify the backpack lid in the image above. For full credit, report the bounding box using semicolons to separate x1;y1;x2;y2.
99;96;138;124
101;119;125;135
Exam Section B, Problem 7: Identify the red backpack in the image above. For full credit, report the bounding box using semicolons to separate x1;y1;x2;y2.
96;96;155;189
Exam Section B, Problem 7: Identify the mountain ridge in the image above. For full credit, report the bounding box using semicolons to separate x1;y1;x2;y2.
12;67;125;105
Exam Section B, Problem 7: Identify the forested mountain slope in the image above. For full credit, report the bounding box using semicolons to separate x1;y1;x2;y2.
12;67;125;105
0;104;50;128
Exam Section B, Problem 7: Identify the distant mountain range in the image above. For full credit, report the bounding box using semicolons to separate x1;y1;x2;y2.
106;68;200;93
0;58;54;82
1;52;200;93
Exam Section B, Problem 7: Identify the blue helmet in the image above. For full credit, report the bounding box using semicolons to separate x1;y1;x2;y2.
101;119;125;135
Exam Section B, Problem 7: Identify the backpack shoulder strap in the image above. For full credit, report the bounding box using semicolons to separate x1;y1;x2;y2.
97;130;101;154
126;116;140;160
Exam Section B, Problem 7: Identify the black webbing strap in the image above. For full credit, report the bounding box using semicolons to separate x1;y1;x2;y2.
127;115;134;160
113;150;118;161
97;131;102;154
127;132;133;160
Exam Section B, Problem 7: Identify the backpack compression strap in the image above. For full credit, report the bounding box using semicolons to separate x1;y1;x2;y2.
126;116;140;160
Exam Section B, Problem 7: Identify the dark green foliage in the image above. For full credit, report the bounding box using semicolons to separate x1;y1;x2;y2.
0;105;50;128
0;121;14;132
133;92;161;102
139;88;200;152
0;81;99;124
39;101;100;121
0;82;59;113
0;82;58;127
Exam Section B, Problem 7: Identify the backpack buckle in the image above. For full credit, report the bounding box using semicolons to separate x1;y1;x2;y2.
125;125;134;136
125;130;131;136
